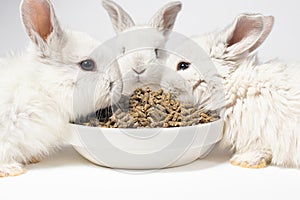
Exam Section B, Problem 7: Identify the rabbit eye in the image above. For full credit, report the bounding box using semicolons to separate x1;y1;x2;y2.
80;59;96;71
177;61;191;71
122;47;126;54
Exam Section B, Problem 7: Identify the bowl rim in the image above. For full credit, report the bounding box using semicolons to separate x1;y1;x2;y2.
70;117;223;131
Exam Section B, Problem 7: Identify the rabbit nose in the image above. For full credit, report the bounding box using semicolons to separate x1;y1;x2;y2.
132;68;146;75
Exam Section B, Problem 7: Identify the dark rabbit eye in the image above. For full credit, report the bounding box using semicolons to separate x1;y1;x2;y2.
177;61;191;71
80;59;96;71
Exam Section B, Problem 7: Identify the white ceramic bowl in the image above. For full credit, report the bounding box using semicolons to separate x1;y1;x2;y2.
68;118;223;169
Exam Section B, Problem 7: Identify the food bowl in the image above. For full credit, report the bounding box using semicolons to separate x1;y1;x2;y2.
68;118;224;169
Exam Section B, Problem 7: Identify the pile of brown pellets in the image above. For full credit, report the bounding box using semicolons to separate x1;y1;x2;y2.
79;87;218;128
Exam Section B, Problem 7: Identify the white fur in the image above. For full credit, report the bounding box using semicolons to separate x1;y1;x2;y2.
167;13;300;168
0;0;122;177
102;0;183;95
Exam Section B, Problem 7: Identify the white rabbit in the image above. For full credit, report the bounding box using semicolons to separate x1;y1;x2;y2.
0;0;122;177
102;0;192;100
168;13;300;169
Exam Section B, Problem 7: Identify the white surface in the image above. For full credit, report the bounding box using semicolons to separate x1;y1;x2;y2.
1;0;300;199
1;144;300;200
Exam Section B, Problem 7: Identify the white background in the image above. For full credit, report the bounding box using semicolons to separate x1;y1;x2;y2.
1;0;300;200
1;0;300;63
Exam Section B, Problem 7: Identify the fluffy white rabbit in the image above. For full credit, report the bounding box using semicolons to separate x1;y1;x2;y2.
102;0;192;100
168;13;300;168
0;0;122;177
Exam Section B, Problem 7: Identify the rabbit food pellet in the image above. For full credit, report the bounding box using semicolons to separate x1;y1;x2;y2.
79;87;218;128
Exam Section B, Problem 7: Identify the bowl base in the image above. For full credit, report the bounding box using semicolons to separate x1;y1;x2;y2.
73;144;216;169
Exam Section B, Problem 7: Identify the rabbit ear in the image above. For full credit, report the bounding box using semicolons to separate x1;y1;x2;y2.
149;1;182;36
21;0;63;47
223;13;274;57
102;0;135;33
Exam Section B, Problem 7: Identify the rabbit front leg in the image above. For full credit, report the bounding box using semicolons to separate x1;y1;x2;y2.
0;163;26;177
230;146;272;169
0;88;68;177
0;141;27;177
0;157;41;177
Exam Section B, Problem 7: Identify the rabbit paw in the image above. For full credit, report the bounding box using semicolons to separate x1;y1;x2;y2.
230;150;272;169
28;157;41;164
23;157;41;165
0;164;26;177
231;159;267;169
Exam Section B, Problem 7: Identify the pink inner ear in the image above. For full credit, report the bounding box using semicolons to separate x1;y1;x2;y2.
228;17;262;47
23;0;53;41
